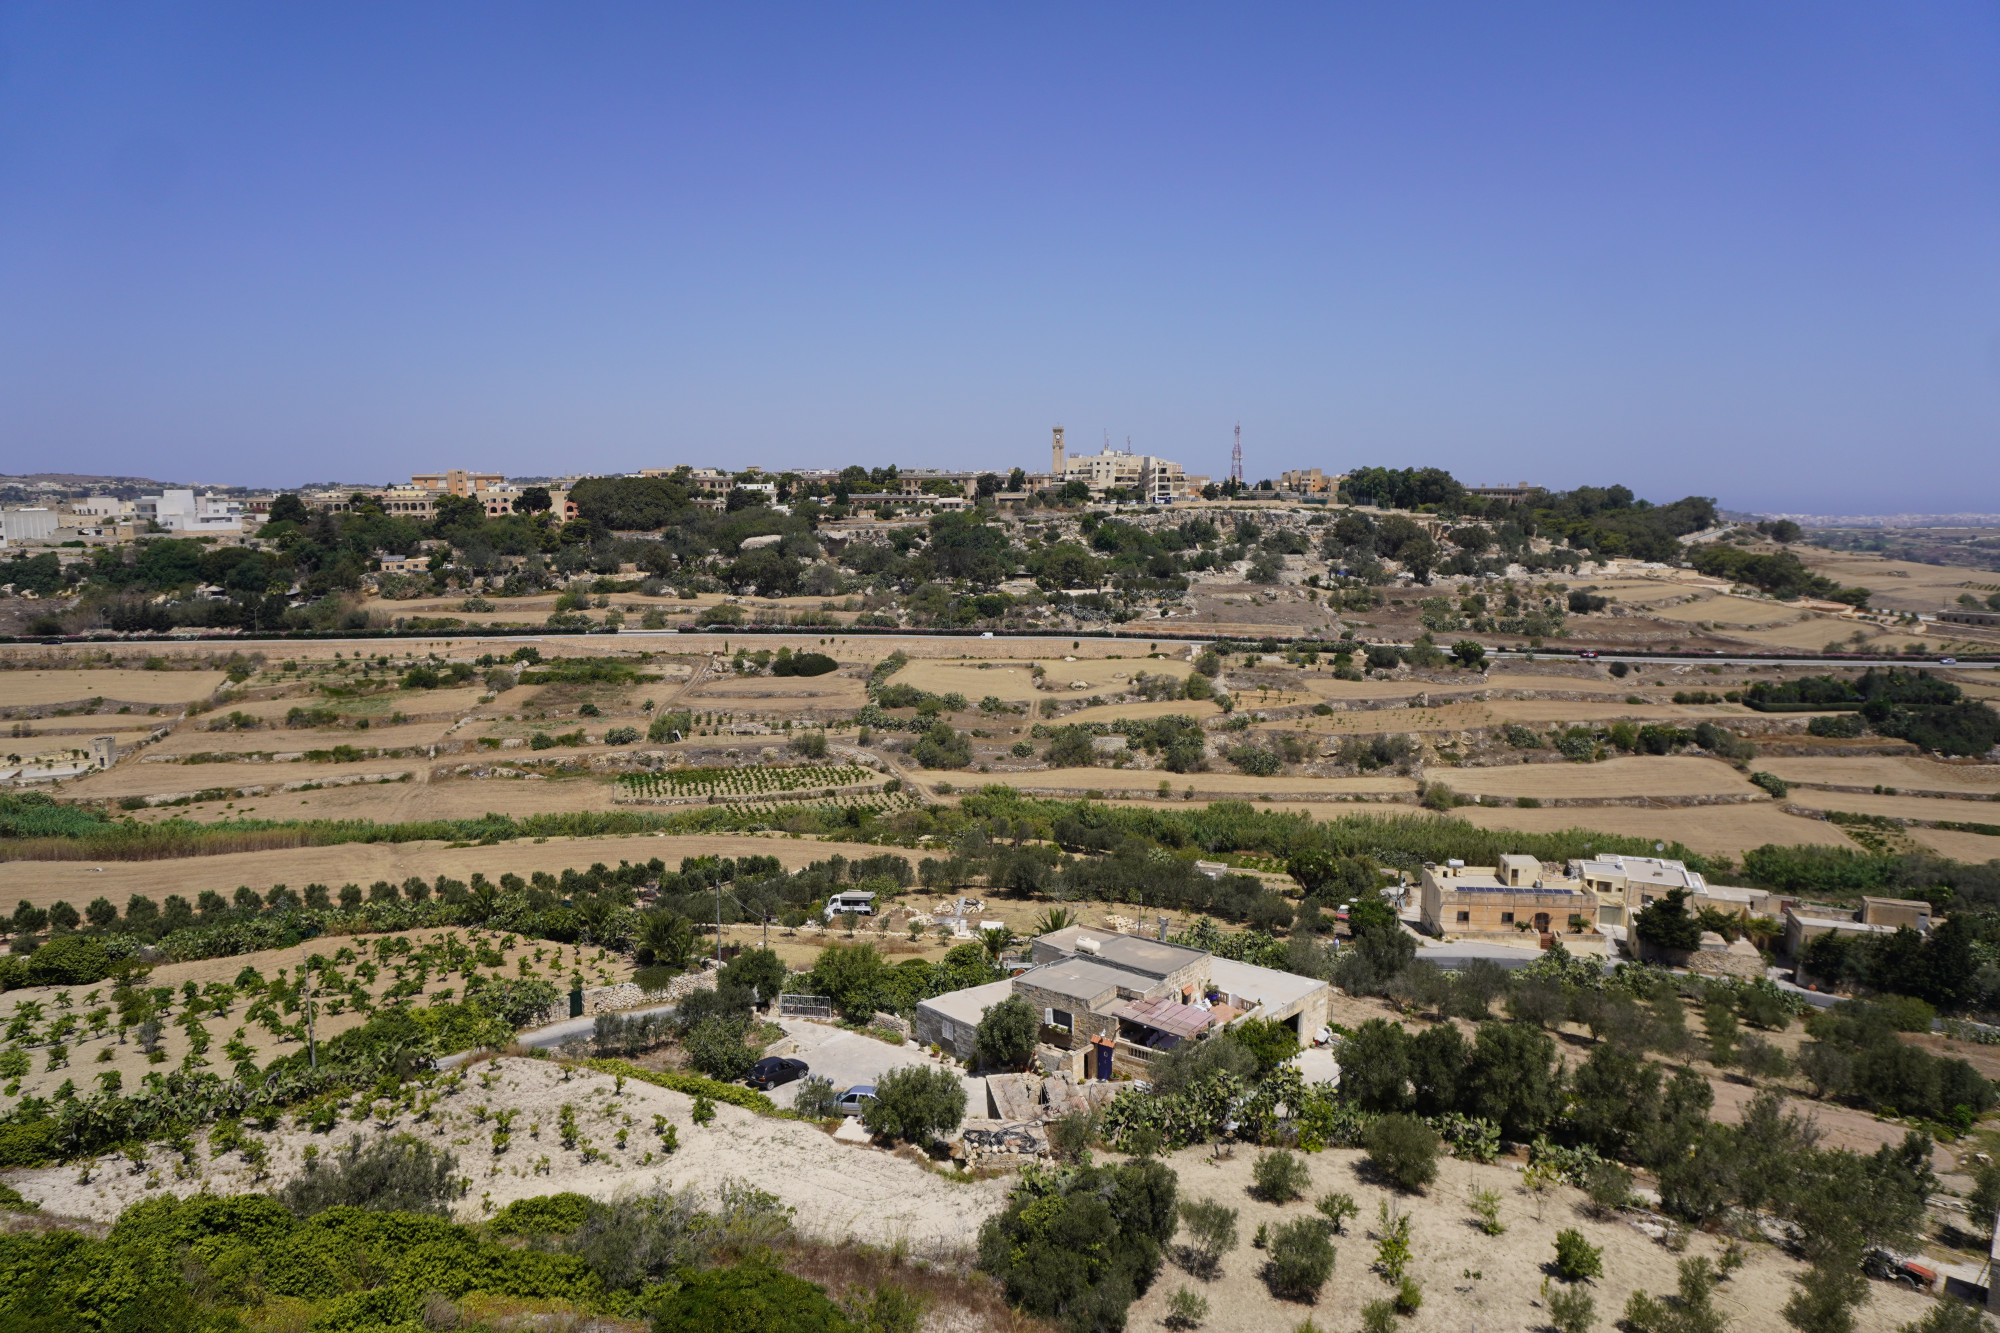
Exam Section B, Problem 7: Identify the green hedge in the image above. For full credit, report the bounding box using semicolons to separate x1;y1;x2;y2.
579;1058;784;1117
1742;701;1863;713
0;1121;56;1169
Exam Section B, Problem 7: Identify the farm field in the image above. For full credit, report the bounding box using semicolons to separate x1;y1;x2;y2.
1439;754;1761;802
1644;593;1808;626
1449;801;1859;856
1758;755;2000;794
960;768;1416;799
1052;697;1228;725
61;757;419;800
1911;826;2000;863
0;668;229;706
1784;790;2000;825
147;717;462;757
0;832;905;911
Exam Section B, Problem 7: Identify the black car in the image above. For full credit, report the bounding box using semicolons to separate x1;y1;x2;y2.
748;1056;809;1089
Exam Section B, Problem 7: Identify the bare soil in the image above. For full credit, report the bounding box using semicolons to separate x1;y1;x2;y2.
1440;755;1760;801
1448;803;1859;857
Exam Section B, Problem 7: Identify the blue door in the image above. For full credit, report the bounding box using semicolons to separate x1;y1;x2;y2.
1095;1040;1112;1081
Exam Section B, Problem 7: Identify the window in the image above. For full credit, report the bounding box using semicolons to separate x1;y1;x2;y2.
1500;912;1515;925
1048;1008;1073;1033
1455;910;1470;923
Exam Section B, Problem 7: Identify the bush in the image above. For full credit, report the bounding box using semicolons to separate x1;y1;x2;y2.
1252;1149;1312;1203
1315;1191;1359;1234
1263;1218;1335;1302
794;1076;839;1120
1364;1113;1440;1193
1233;1016;1301;1074
1165;1286;1209;1329
978;1159;1179;1333
277;1133;465;1217
24;934;110;987
1553;1228;1604;1282
718;947;786;1005
489;1192;592;1235
1177;1197;1239;1278
652;1260;859;1332
974;995;1037;1070
772;652;838;678
1807;713;1865;739
683;1015;756;1082
862;1064;967;1146
1361;1299;1399;1333
1543;1278;1598;1333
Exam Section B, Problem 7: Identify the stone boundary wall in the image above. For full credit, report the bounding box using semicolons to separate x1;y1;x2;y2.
580;968;717;1017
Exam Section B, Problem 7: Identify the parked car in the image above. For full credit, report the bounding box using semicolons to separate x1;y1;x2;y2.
833;1085;877;1116
748;1056;809;1089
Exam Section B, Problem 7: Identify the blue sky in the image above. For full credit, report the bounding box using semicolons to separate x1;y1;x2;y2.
2;4;1996;512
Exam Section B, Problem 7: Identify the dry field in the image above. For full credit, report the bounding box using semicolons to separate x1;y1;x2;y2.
62;757;420;800
147;718;463;758
0;831;909;911
1120;1142;1937;1333
1436;755;1759;802
1758;756;2000;794
1911;827;2000;863
0;668;228;707
1055;698;1229;726
6;1056;1014;1252
961;769;1416;800
1785;790;2000;825
897;655;1195;702
1448;802;1858;857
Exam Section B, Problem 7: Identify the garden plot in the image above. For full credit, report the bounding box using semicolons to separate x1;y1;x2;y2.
0;668;229;708
1450;802;1858;857
6;1056;1016;1250
1758;756;2000;795
618;763;878;800
1441;755;1761;802
683;674;868;709
0;929;615;1116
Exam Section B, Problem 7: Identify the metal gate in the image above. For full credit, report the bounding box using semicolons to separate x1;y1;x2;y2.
779;993;833;1020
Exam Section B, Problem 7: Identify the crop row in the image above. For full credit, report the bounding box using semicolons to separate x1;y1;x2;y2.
616;763;874;798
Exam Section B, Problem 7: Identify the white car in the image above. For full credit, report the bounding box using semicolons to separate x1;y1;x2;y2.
1939;657;1957;665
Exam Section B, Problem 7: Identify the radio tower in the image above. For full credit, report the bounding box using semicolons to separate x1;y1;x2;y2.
1230;423;1243;487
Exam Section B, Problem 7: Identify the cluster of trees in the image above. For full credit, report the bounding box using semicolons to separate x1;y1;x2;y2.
1690;543;1871;605
1745;670;2000;756
976;1157;1180;1332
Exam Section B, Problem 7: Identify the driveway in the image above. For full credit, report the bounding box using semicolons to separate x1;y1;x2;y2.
765;1018;988;1113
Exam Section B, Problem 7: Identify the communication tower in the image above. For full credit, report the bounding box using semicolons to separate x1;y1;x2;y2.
1231;423;1243;486
1051;426;1065;476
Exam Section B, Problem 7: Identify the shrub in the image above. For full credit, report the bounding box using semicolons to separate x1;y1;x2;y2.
1553;1228;1603;1282
862;1064;967;1146
1361;1299;1398;1333
1750;770;1790;798
25;935;110;987
974;995;1037;1070
1807;713;1865;739
1233;1016;1301;1073
1468;1186;1505;1234
683;1015;756;1082
1364;1113;1440;1193
793;1076;840;1120
1581;1159;1632;1216
277;1134;464;1217
1623;1257;1723;1333
489;1192;592;1235
1896;1304;1992;1333
978;1159;1179;1333
1263;1218;1335;1302
651;1260;859;1332
1178;1196;1240;1278
1252;1148;1311;1203
1165;1286;1210;1329
1543;1277;1598;1333
1314;1191;1358;1234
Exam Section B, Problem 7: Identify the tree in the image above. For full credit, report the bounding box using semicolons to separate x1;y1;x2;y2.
1264;1218;1335;1302
267;492;311;525
1252;1149;1311;1203
277;1134;465;1217
1553;1229;1604;1282
1450;640;1487;669
1177;1197;1239;1278
1232;1017;1300;1074
652;1261;861;1333
1363;1114;1440;1193
1460;1021;1563;1141
718;947;785;1005
808;941;886;1019
635;911;695;970
978;1159;1179;1332
1634;890;1703;952
513;486;553;513
974;995;1037;1070
1782;1264;1868;1333
683;1015;755;1081
863;1065;967;1146
912;722;972;769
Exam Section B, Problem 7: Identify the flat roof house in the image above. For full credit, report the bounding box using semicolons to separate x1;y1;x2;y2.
1419;857;1596;942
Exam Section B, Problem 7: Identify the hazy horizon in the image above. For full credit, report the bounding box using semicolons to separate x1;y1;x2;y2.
3;5;1996;513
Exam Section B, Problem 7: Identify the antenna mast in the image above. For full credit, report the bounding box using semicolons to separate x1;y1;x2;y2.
1230;423;1243;487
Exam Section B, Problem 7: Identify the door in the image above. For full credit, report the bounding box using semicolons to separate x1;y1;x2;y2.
1533;912;1551;933
1095;1040;1112;1081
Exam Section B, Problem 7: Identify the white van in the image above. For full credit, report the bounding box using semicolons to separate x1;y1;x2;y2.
825;890;877;919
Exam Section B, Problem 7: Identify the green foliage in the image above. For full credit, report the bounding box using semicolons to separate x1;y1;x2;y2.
1233;1016;1301;1074
1177;1197;1239;1278
652;1260;860;1332
1252;1149;1312;1203
1553;1228;1604;1282
718;947;786;1004
1314;1191;1359;1234
683;1014;756;1082
1165;1285;1210;1329
1263;1219;1334;1302
1544;1277;1599;1333
24;934;112;987
1468;1186;1504;1234
974;995;1038;1070
1895;1304;1994;1333
581;1059;780;1117
978;1159;1179;1333
1364;1114;1440;1193
489;1192;592;1235
277;1133;464;1217
1782;1262;1868;1333
1634;889;1703;952
861;1065;967;1146
1371;1201;1412;1283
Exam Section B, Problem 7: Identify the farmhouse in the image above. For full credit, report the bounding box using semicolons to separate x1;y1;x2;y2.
1418;855;1596;941
913;924;1331;1073
1782;895;1934;960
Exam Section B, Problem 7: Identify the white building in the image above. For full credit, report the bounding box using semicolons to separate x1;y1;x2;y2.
135;490;244;533
1056;440;1200;504
0;508;60;545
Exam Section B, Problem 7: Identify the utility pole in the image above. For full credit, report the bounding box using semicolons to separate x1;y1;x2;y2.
299;947;317;1071
716;878;724;967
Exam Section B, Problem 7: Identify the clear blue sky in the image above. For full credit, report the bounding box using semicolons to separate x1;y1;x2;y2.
2;4;1996;512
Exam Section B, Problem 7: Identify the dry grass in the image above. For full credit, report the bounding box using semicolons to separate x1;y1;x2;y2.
1910;826;2000;863
1448;802;1858;857
1757;755;2000;793
1050;698;1228;726
961;769;1414;798
1644;594;1808;627
1785;790;2000;824
776;1236;1053;1333
0;669;228;707
1441;754;1758;800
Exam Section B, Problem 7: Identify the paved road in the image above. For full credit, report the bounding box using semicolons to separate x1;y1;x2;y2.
434;1002;681;1069
765;1018;987;1112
